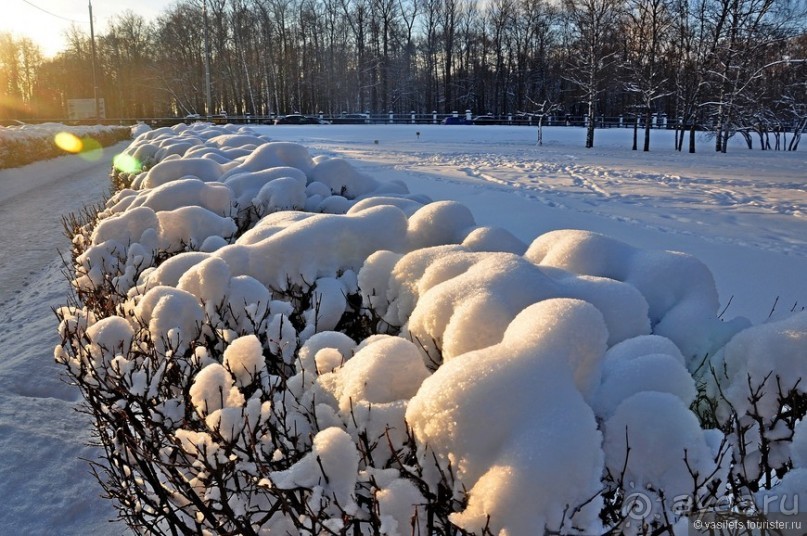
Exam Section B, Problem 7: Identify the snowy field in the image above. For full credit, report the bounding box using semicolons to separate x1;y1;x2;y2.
264;124;806;322
0;124;805;534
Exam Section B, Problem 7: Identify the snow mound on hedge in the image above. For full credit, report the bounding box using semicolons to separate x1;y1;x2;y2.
106;178;234;217
272;426;360;514
705;311;807;484
709;311;807;421
216;205;409;291
361;247;649;365
407;298;607;534
81;124;433;301
59;122;807;536
525;229;750;362
602;392;727;532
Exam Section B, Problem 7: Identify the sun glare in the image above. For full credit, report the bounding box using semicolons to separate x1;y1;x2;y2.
2;1;166;59
1;1;73;58
80;137;103;162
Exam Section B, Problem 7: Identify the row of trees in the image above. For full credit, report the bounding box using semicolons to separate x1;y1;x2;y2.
1;0;805;150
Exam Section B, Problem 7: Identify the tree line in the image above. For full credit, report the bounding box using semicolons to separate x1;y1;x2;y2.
1;0;805;150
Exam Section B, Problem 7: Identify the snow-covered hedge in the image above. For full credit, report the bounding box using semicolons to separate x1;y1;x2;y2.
56;122;807;535
0;122;131;169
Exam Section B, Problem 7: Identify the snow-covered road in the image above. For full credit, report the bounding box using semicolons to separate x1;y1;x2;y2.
0;145;126;305
0;145;127;535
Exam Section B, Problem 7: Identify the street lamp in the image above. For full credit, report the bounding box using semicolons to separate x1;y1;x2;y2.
203;0;212;118
89;0;100;119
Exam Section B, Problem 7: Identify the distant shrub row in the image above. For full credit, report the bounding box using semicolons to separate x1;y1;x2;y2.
0;124;131;169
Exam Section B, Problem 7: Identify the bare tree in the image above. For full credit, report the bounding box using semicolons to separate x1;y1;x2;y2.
524;97;562;144
623;0;673;151
704;0;805;152
511;0;558;111
152;3;208;115
441;0;459;112
563;0;625;148
101;12;156;118
670;0;707;152
488;0;514;114
341;0;371;111
2;0;805;142
419;0;442;111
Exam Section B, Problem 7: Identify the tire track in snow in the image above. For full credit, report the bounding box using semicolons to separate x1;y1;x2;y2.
0;148;120;307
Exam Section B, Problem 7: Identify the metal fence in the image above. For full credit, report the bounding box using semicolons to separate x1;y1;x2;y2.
2;111;679;129
272;111;675;128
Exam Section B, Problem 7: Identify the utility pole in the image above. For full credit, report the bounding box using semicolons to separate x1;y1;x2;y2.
89;0;100;119
203;0;212;118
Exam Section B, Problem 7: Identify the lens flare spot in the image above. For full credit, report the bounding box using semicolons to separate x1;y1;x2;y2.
79;137;103;162
113;153;142;174
54;132;83;153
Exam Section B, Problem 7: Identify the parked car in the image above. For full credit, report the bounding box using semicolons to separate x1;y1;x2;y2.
472;114;499;125
332;113;371;124
274;114;328;125
441;116;470;125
